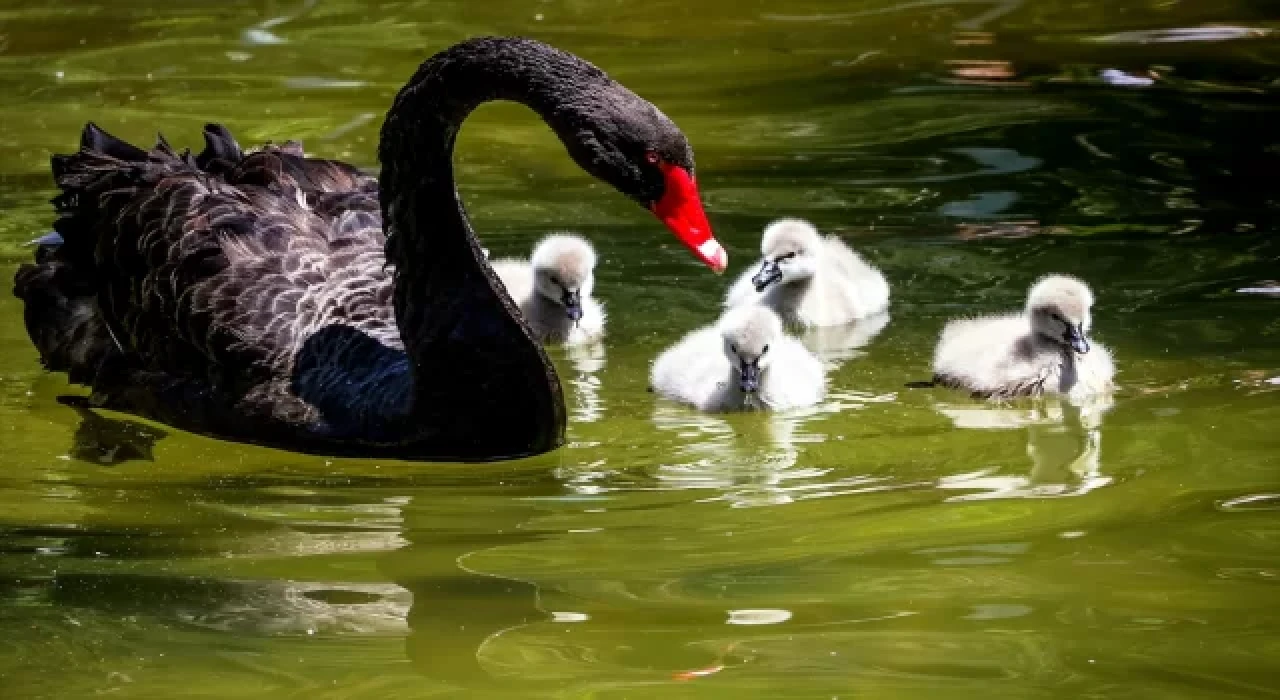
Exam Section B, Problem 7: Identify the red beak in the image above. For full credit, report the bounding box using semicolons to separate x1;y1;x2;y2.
650;163;727;274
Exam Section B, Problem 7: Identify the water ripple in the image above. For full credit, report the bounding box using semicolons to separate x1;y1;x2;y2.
1088;26;1274;44
1217;493;1280;511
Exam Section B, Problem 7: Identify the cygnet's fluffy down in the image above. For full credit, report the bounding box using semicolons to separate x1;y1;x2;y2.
651;306;825;412
932;274;1115;401
725;218;889;327
491;234;606;345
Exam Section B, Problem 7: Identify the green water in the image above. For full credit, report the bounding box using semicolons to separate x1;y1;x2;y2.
2;0;1279;697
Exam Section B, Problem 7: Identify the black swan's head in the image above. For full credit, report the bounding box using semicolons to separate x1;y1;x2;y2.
553;88;727;273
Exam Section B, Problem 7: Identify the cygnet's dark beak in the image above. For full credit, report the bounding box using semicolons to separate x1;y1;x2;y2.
1066;325;1090;354
752;260;782;292
738;361;761;393
562;289;583;323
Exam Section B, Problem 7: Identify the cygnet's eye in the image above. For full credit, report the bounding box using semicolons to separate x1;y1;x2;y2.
729;343;738;354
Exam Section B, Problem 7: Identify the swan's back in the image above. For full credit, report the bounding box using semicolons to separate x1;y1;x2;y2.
933;313;1065;398
13;122;404;432
934;313;1027;386
761;335;826;409
822;236;889;313
650;327;729;411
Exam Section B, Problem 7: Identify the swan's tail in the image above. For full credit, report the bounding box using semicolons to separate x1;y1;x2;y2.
193;122;245;174
46;122;154;272
13;122;175;385
12;255;117;385
47;122;252;267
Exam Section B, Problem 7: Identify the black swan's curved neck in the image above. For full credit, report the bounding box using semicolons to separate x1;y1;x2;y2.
375;38;610;458
380;37;608;264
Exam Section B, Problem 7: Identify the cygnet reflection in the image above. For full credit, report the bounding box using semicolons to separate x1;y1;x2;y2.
649;404;806;508
563;340;607;423
648;388;896;508
934;393;1114;500
797;310;890;370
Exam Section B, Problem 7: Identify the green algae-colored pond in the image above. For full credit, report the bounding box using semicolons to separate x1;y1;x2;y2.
2;1;1279;697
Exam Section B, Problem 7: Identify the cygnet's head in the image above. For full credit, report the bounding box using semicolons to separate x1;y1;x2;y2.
1026;274;1094;354
531;234;597;322
751;218;823;292
718;305;784;393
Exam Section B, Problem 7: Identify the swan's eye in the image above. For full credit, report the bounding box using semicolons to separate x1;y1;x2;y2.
761;344;770;355
776;252;797;262
645;150;660;165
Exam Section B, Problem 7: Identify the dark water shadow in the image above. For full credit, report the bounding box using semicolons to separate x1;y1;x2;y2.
384;497;550;690
56;395;167;466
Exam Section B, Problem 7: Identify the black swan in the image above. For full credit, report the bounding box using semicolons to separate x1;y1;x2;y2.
11;36;727;461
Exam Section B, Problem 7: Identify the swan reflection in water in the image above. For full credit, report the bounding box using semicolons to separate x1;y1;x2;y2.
56;396;168;465
390;496;557;689
561;340;607;424
42;501;413;637
648;387;897;509
178;580;412;637
798;311;890;370
161;494;414;635
934;393;1115;501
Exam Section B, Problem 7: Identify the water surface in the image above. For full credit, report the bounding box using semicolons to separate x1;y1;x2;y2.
1;0;1279;697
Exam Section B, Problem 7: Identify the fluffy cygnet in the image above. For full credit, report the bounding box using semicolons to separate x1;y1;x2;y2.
650;305;825;412
491;234;606;345
932;274;1115;400
724;218;889;327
